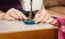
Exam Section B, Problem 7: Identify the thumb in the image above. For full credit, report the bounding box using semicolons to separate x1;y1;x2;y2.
34;13;41;23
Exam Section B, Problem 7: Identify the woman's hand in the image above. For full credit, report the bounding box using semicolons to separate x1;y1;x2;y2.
0;11;5;20
3;8;27;21
34;10;57;24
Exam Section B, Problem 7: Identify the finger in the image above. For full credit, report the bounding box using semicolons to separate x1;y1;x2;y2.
41;17;49;23
3;12;15;21
46;17;54;24
9;8;22;19
38;11;50;22
34;13;40;19
6;8;19;20
34;11;42;22
41;14;50;23
13;9;27;20
4;15;15;21
7;16;15;21
9;12;19;20
50;20;57;25
34;13;41;22
35;13;46;23
7;8;27;20
37;13;45;22
0;13;5;20
21;13;28;20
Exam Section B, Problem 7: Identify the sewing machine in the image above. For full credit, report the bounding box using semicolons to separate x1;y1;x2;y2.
20;0;43;24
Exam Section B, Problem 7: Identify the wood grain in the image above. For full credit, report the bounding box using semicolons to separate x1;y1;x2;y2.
0;29;58;39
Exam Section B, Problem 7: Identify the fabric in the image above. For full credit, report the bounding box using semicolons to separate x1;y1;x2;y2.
0;0;22;12
55;17;65;39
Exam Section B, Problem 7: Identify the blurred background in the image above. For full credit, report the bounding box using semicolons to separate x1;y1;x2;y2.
44;0;65;18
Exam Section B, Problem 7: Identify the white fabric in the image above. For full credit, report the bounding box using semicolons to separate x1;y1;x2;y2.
20;0;43;11
0;20;57;33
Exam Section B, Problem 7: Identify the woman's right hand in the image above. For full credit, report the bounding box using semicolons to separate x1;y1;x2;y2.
34;9;57;25
3;8;27;21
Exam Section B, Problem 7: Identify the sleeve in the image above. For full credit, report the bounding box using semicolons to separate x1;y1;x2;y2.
55;17;65;33
0;0;22;12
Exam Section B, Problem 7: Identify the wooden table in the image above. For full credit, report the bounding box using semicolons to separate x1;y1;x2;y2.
0;20;58;39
